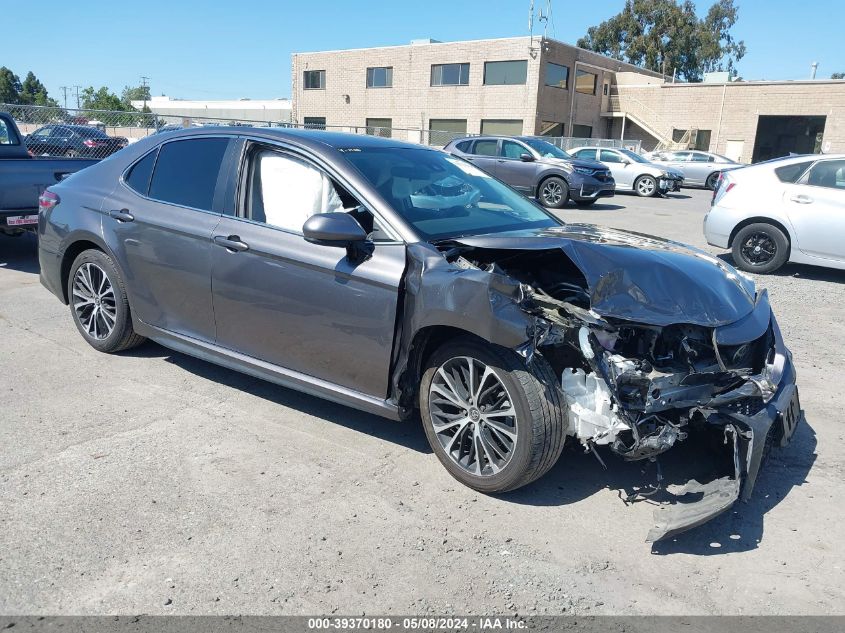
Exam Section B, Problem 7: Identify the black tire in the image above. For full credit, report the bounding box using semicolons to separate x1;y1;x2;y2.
67;249;146;353
64;149;79;157
420;336;566;494
634;175;658;197
705;172;720;190
731;223;790;274
538;176;569;209
574;199;597;207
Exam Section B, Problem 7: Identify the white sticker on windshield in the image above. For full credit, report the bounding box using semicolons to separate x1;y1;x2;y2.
445;156;492;179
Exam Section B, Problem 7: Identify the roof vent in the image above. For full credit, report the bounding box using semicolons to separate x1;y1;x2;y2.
411;38;441;45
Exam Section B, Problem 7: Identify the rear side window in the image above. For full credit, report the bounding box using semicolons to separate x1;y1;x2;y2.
149;138;229;211
124;150;158;195
775;161;813;183
473;140;498;156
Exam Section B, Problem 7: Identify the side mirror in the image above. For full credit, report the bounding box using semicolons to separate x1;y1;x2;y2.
519;153;534;162
302;212;372;262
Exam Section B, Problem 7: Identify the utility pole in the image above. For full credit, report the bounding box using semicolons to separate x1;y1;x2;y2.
59;86;68;109
140;76;150;111
73;85;81;110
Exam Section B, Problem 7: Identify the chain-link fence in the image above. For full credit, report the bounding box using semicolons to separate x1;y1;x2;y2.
3;103;638;159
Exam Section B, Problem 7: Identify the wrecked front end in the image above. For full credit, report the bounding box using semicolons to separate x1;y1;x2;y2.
410;226;802;541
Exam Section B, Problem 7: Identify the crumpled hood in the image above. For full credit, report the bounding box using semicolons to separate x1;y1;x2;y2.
451;224;758;327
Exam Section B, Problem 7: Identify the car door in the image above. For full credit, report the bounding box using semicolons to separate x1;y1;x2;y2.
496;140;537;193
27;126;53;155
210;142;406;398
782;158;845;262
463;139;501;178
103;136;232;342
684;152;717;186
599;149;631;188
49;126;73;155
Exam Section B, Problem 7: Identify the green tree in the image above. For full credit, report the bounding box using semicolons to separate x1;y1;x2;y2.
832;72;845;79
20;71;58;107
121;84;151;108
0;67;22;104
80;86;127;111
577;0;746;82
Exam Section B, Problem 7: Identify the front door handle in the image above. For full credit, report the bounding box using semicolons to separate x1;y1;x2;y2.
214;235;249;252
108;209;134;222
789;194;813;204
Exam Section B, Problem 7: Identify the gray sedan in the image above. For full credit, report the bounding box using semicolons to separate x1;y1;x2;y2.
36;128;801;540
645;150;739;189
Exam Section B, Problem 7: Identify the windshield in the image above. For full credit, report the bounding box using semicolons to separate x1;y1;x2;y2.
619;148;650;164
522;139;571;160
344;147;559;241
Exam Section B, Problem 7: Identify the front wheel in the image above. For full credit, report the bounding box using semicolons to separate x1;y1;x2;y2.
731;223;789;274
67;249;146;353
634;175;658;197
420;337;566;494
64;149;80;157
538;177;569;209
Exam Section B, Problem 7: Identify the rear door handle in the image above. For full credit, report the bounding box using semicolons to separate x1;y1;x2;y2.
789;194;813;204
108;209;134;222
214;235;249;252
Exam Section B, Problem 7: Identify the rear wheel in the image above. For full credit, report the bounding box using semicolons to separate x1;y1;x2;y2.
64;149;79;157
731;223;789;274
705;172;720;190
67;249;146;353
538;177;569;209
634;175;658;197
420;337;566;494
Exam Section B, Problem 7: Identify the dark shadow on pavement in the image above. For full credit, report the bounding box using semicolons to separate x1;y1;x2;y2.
0;233;40;275
717;253;845;283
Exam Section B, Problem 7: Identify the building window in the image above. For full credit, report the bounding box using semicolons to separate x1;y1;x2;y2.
303;117;326;130
544;63;569;89
603;82;609;96
366;67;393;88
366;118;392;138
483;60;528;86
480;119;523;135
428;119;467;146
303;70;325;90
540;121;565;136
431;63;470;86
575;70;597;95
672;129;712;151
572;124;593;138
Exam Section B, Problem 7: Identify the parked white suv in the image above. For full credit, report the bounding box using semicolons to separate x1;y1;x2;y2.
570;147;683;197
705;154;845;273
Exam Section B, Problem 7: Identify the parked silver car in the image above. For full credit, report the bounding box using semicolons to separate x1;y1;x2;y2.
645;150;739;189
570;147;683;197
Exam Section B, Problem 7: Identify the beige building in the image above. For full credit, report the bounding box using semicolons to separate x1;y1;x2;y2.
292;36;845;162
291;36;660;142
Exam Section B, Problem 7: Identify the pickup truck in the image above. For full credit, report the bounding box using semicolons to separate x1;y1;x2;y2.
1;112;98;235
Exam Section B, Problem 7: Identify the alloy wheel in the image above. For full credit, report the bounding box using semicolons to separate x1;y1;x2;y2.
72;263;117;340
541;181;563;205
636;177;656;196
740;232;777;266
428;356;518;477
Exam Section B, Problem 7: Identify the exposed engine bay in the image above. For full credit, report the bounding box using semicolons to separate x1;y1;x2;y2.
398;225;803;541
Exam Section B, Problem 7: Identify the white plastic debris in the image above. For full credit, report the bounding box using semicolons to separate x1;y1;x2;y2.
561;368;630;445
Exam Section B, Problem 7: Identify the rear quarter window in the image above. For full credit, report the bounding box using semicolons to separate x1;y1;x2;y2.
775;161;813;183
454;140;473;153
148;138;229;211
124;149;158;195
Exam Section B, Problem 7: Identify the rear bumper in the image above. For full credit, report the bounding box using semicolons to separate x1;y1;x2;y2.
38;245;65;303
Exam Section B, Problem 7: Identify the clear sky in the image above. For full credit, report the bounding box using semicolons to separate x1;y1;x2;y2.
2;0;843;103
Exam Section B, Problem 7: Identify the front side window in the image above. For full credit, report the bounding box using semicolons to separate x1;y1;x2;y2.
574;148;597;160
344;147;558;241
600;149;624;163
545;63;569;89
124;149;158;195
247;150;344;232
805;160;845;189
303;70;325;90
366;67;393;88
484;60;527;86
33;127;52;138
500;140;527;159
575;70;597;95
148;138;229;211
431;63;470;86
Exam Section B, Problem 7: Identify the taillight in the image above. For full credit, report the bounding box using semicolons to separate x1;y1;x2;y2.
39;190;60;213
83;139;97;147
